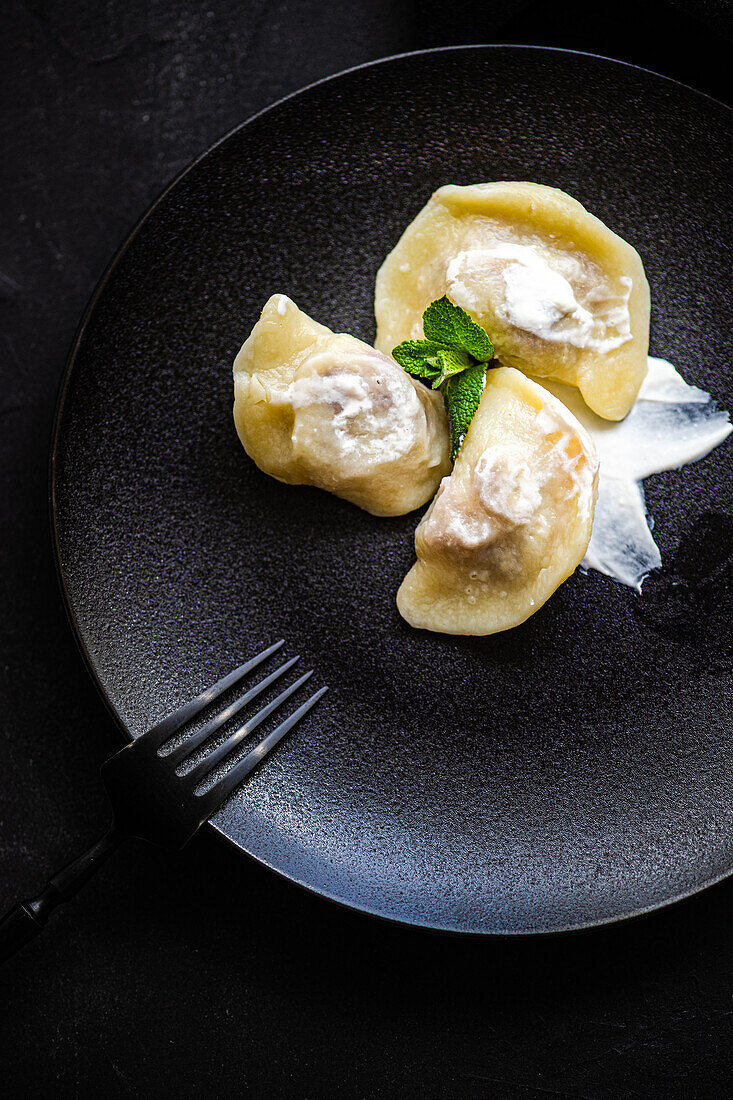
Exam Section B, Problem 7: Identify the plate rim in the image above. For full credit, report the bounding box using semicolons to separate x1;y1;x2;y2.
49;44;733;936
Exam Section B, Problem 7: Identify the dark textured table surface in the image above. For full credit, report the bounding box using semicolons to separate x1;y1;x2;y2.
2;2;731;1096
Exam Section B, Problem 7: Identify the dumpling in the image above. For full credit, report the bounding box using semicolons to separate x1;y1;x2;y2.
233;295;451;516
397;367;599;635
375;182;650;421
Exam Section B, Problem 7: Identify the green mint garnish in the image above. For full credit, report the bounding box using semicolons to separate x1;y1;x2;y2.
422;296;494;362
427;347;473;389
391;339;449;380
392;296;494;460
442;363;488;460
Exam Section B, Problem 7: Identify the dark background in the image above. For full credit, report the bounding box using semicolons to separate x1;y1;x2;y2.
1;1;731;1096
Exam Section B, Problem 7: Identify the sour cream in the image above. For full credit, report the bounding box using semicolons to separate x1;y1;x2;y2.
543;358;732;589
446;245;633;353
278;355;426;465
424;386;597;568
474;445;543;527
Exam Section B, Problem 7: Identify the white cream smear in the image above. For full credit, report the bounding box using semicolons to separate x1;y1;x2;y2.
543;358;732;589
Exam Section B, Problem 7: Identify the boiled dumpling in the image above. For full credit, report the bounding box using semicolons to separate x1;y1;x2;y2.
375;182;650;421
233;295;451;516
397;367;599;635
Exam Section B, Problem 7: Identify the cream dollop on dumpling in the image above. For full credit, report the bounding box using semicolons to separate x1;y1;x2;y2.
375;182;651;421
233;295;451;516
397;367;599;635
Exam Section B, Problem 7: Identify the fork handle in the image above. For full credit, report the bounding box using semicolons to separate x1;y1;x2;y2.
0;828;123;964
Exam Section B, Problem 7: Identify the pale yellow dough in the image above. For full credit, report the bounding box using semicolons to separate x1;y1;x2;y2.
375;182;650;420
397;367;599;635
233;295;451;516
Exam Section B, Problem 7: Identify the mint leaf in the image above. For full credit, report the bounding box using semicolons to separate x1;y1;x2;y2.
442;363;487;460
391;339;445;381
422;296;494;362
429;347;472;389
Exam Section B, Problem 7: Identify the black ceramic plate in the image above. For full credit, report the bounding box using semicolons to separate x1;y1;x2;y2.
52;47;733;934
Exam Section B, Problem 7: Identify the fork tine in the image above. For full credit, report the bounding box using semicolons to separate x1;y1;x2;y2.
198;686;328;813
142;640;285;749
163;656;300;767
181;670;314;785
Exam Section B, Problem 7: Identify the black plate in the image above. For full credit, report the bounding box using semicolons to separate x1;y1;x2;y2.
51;47;733;934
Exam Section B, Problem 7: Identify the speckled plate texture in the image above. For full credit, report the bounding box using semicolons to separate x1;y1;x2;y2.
51;47;733;934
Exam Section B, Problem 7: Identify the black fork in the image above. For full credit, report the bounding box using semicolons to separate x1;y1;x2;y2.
0;640;326;964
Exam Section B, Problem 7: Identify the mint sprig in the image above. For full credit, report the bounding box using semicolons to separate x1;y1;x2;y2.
392;296;494;460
